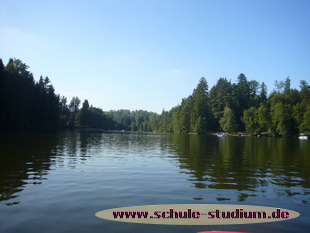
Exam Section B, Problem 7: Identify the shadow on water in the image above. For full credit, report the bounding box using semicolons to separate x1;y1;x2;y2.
0;131;309;233
0;130;100;205
0;130;174;205
1;131;309;205
0;132;57;205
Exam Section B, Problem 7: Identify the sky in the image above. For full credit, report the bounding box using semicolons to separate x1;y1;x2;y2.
1;0;309;113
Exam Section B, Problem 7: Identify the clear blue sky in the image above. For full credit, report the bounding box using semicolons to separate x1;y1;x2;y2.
1;0;309;113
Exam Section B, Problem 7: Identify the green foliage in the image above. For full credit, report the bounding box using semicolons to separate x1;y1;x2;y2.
270;102;293;136
194;116;208;134
68;96;81;127
190;77;210;132
101;75;309;136
176;96;192;133
59;96;71;127
299;105;310;133
210;78;234;122
242;107;260;135
219;107;237;132
69;96;81;114
79;100;90;127
87;107;108;128
284;77;291;93
171;77;213;133
106;109;173;132
1;58;60;131
1;57;308;136
172;105;182;133
107;109;131;130
257;103;270;132
260;82;268;103
5;58;33;80
158;109;173;132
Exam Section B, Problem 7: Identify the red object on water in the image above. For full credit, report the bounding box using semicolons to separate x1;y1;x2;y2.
197;231;250;233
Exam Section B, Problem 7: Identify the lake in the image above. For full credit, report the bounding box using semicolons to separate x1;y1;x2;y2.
0;130;309;233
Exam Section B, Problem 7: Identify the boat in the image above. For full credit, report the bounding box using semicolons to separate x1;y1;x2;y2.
299;133;308;140
197;231;250;233
217;134;226;137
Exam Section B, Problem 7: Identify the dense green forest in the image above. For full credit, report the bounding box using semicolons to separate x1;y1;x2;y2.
1;58;309;135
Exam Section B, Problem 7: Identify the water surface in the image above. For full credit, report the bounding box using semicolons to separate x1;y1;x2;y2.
0;131;309;233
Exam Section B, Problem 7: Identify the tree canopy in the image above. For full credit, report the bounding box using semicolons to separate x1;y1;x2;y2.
1;57;309;136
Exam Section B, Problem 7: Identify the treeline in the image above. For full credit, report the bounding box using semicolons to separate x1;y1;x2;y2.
0;58;164;132
171;75;309;135
1;58;309;135
1;59;60;131
0;58;113;131
106;109;173;132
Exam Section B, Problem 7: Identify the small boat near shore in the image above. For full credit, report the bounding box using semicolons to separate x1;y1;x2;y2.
299;133;308;140
217;134;226;137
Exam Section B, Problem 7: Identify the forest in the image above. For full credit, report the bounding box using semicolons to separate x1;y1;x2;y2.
1;58;309;136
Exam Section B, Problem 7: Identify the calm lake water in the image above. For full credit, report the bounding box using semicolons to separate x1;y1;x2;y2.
0;130;309;233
